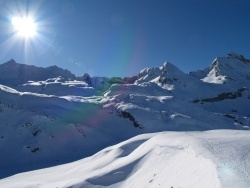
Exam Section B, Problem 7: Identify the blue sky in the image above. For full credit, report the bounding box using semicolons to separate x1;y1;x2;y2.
0;0;250;77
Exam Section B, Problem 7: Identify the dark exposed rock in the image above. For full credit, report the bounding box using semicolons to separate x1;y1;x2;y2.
32;129;41;136
123;76;138;84
118;111;143;128
31;147;39;153
81;73;92;85
227;52;250;64
22;121;33;128
192;88;249;103
223;114;235;119
227;52;250;63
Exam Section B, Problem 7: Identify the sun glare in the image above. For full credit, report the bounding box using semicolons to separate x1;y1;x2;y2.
11;16;37;38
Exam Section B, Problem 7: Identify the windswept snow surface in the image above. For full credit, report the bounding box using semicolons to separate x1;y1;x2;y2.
1;130;250;188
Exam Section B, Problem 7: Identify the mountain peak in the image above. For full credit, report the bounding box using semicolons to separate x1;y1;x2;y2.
7;59;17;63
199;53;250;84
2;59;18;66
0;60;76;86
49;65;60;68
161;61;184;74
136;61;186;85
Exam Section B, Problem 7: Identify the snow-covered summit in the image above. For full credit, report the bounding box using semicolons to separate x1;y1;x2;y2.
136;61;184;84
203;56;250;85
190;53;250;86
1;53;249;93
134;61;203;97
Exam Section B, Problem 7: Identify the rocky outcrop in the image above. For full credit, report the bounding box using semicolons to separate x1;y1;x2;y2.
192;88;249;103
118;111;143;128
227;52;250;64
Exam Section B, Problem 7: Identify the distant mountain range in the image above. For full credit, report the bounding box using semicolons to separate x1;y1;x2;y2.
0;59;137;92
0;52;249;183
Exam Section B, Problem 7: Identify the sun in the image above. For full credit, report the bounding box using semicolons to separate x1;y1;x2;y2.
11;16;37;38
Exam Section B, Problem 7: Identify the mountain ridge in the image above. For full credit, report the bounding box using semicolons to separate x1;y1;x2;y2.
0;52;249;179
1;52;249;90
0;59;76;86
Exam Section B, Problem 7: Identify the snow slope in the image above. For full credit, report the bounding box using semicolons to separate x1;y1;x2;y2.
0;52;249;179
16;77;101;96
0;130;249;188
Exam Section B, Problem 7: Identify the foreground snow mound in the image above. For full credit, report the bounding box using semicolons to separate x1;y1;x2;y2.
1;130;249;188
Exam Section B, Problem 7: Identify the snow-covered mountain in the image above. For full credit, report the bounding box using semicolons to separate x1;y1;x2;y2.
0;53;249;186
0;59;137;95
0;59;76;86
190;52;250;86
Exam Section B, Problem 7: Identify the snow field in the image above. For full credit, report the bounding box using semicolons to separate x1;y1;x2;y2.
1;130;249;188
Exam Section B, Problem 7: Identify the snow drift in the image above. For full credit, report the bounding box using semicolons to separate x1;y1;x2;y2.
0;130;249;188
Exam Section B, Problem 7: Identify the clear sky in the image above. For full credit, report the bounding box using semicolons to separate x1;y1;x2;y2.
0;0;249;77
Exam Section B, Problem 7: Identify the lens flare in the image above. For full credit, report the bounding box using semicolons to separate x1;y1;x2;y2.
11;16;37;38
